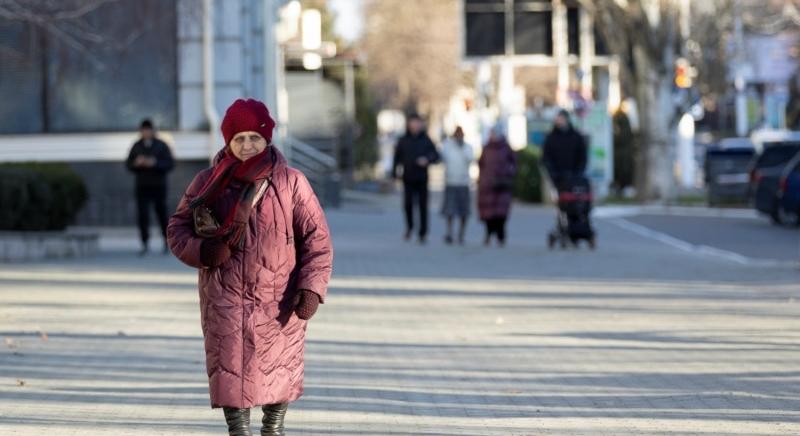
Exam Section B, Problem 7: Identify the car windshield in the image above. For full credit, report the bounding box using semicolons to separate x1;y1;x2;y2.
792;160;800;175
757;146;800;168
707;155;752;172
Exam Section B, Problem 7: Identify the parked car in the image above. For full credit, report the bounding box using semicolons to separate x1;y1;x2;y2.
704;138;755;206
776;153;800;226
749;141;800;223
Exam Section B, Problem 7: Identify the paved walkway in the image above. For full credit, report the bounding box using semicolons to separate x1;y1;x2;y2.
1;192;799;435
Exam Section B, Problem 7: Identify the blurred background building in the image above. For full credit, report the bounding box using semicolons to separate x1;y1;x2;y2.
2;0;800;227
0;0;342;225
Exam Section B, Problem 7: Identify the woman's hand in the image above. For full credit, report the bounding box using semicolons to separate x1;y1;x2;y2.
294;290;320;320
199;238;232;267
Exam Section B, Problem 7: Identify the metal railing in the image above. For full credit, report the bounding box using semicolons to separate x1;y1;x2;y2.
282;136;341;208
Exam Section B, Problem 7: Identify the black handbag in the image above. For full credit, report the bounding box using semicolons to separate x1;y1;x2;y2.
192;179;269;238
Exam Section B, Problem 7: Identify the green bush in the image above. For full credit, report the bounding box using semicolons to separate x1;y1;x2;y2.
0;163;88;231
513;146;543;203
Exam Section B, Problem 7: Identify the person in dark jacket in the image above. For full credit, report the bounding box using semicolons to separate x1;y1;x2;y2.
392;114;440;243
542;110;588;190
126;119;175;255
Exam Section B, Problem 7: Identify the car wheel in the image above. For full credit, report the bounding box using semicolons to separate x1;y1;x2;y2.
770;208;782;225
778;204;800;227
770;199;783;225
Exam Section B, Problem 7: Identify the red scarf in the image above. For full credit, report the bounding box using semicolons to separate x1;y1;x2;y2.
190;146;274;247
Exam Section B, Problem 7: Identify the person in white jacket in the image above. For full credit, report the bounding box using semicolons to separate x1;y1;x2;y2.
440;126;474;244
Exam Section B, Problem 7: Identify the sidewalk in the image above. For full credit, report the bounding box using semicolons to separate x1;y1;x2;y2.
1;193;799;435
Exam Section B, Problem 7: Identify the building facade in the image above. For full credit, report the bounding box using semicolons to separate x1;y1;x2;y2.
0;0;291;225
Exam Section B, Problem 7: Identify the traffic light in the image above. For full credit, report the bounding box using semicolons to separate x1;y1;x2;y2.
674;58;695;89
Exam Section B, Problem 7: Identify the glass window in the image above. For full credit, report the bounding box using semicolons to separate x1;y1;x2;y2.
0;21;44;134
758;145;800;168
466;12;506;56
513;11;552;55
0;0;177;133
594;27;609;55
791;160;800;175
567;7;579;55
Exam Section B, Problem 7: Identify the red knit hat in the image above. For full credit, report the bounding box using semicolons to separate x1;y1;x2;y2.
220;98;276;146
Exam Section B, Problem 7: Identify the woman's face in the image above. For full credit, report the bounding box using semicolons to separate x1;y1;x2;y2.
229;131;268;161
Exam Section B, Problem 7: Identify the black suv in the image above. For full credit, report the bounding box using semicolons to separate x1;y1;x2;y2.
749;141;800;223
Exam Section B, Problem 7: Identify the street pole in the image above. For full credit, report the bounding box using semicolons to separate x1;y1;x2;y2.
578;8;593;99
677;0;696;189
344;60;355;175
734;0;748;137
343;60;355;126
553;0;569;107
264;0;290;158
202;0;219;165
263;0;278;130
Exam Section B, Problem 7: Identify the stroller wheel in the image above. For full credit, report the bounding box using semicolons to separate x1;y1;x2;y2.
547;233;556;249
588;236;596;250
559;237;568;249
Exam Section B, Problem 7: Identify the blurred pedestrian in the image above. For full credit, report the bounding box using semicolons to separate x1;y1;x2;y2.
126;119;174;255
542;109;587;189
392;114;440;244
440;126;473;244
478;126;517;247
167;99;333;436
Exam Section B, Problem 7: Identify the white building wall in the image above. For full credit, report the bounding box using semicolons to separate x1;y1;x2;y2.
177;0;275;132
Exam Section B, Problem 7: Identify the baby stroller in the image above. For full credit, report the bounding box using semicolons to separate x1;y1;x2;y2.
547;174;596;249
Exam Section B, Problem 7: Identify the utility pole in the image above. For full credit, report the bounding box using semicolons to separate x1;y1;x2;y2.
733;0;748;137
202;0;219;164
578;8;594;99
553;0;569;107
676;0;696;189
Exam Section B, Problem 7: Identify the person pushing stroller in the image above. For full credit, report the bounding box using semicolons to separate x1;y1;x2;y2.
542;110;595;249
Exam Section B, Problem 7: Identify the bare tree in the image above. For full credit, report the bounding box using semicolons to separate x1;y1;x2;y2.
579;1;747;200
0;0;143;67
687;1;734;103
741;0;800;129
363;0;461;126
579;0;690;200
742;0;800;33
0;0;170;132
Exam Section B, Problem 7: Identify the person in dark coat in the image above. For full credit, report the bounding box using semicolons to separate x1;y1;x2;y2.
392;114;440;244
126;119;175;255
542;110;588;190
167;99;333;436
477;127;517;246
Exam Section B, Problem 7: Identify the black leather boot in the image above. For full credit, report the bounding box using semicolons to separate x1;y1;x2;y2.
260;403;288;436
223;407;252;436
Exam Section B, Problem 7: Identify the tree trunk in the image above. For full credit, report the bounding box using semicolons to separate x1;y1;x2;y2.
632;45;675;201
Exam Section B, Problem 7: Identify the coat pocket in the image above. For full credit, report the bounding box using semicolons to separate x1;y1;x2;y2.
257;230;289;273
205;304;242;337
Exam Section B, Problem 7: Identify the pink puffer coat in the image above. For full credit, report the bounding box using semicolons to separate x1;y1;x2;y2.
167;147;333;409
478;138;517;221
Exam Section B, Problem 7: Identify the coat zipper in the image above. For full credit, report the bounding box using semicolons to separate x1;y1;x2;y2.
239;178;268;406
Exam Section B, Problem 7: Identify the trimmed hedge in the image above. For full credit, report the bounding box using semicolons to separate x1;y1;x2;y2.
513;146;543;203
0;163;88;231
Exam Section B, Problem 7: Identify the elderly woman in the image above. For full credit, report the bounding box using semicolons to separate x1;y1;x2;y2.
477;127;517;246
167;99;333;436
